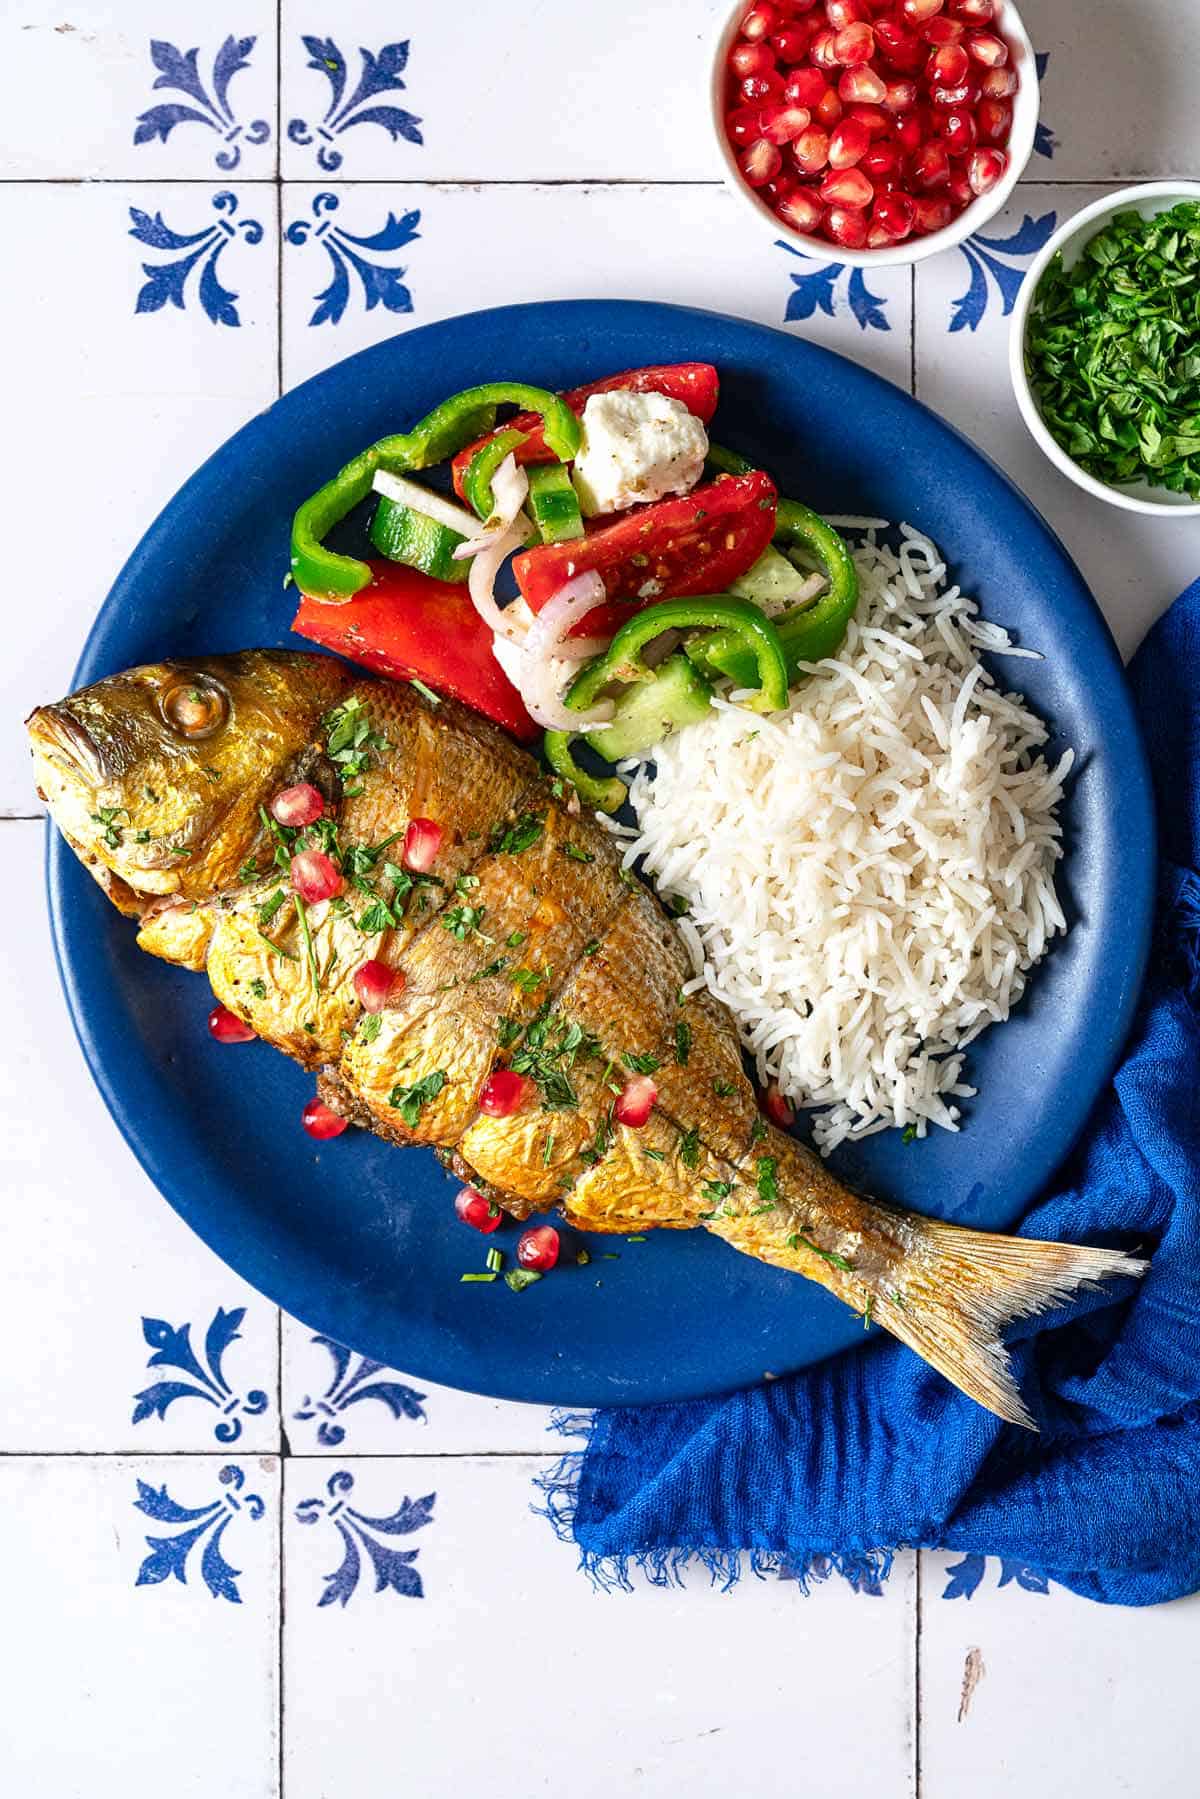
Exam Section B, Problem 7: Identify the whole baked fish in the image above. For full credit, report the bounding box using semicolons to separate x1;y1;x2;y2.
29;650;1143;1424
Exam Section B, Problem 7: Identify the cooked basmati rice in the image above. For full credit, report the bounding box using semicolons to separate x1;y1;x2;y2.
621;522;1072;1155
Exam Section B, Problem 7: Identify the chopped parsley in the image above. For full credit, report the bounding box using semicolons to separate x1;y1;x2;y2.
490;812;544;856
582;939;600;957
755;1157;779;1208
788;1232;854;1273
511;966;547;994
90;806;126;849
674;1020;692;1066
388;1068;447;1128
323;695;387;787
700;1179;733;1204
357;1012;383;1045
496;1015;522;1049
468;957;509;985
643;1148;665;1163
510;1011;597;1112
256;929;297;962
621;1051;660;1075
442;904;487;941
750;1116;768;1146
133;828;151;845
901;1124;918;1145
505;929;527;949
455;873;480;894
249;978;268;1000
579;1107;615;1168
505;1268;542;1293
560;842;594;865
237;856;261;883
356;898;398;935
712;1078;736;1098
257;888;287;928
678;1128;701;1170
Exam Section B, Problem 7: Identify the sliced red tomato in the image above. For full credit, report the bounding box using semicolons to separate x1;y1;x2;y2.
451;362;720;500
292;562;538;743
512;471;777;614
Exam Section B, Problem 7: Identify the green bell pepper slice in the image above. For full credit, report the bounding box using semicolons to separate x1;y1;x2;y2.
461;427;529;522
291;382;582;601
543;597;789;812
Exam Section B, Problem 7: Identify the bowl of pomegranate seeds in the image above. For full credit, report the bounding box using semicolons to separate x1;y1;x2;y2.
712;0;1038;265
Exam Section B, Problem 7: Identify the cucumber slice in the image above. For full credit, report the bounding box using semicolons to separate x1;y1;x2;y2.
372;470;479;538
369;495;469;584
730;543;811;610
586;655;714;763
527;462;585;545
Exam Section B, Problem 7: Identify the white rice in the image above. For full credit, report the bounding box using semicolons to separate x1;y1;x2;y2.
622;522;1073;1155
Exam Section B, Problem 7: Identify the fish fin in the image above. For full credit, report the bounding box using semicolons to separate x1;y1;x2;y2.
875;1223;1147;1429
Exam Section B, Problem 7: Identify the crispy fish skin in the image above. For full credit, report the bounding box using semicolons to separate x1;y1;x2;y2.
30;649;1146;1426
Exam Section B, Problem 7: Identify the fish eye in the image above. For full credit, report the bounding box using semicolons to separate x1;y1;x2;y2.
160;676;230;740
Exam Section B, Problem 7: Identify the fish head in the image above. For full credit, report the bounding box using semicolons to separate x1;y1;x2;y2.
28;649;355;912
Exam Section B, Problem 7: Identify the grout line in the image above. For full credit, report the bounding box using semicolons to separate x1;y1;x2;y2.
914;1551;924;1799
0;813;43;822
0;174;1118;189
909;263;917;400
0;1446;559;1459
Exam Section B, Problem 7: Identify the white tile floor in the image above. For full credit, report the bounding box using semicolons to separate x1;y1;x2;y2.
2;1;1199;1793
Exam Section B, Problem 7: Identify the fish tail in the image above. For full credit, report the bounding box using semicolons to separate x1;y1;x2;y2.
710;1136;1146;1427
862;1217;1146;1427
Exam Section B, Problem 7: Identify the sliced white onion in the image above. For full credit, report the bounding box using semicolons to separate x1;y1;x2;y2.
522;571;608;667
519;655;614;733
489;453;530;531
466;522;528;643
371;471;478;539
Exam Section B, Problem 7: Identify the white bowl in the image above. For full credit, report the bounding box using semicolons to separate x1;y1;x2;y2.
1009;181;1200;516
709;0;1039;270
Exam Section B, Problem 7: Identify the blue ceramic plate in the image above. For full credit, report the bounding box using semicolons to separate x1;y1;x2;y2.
47;301;1154;1406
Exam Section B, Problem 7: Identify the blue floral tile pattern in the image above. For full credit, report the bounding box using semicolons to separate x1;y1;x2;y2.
288;37;422;171
777;239;891;334
132;1304;269;1440
293;1335;426;1446
285;193;420;326
948;210;1058;332
1034;52;1058;160
130;191;264;327
133;35;270;170
942;1553;1050;1600
295;1473;434;1607
134;1464;266;1603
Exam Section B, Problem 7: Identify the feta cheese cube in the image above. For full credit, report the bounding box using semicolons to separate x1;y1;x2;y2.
571;389;708;518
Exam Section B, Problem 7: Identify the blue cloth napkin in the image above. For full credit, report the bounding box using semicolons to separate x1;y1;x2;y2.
541;579;1200;1608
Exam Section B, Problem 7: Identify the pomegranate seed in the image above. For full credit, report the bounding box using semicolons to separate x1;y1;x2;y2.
947;170;973;205
977;97;1012;141
825;0;868;24
928;41;969;85
833;20;874;61
760;103;813;143
777;188;826;232
826;202;869;247
950;0;994;20
726;104;765;147
867;221;891;247
848;101;890;135
901;0;944;20
764;1084;795;1128
979;64;1017;97
923;14;964;42
290;849;343;904
353;958;402;1013
772;24;814;63
829;116;870;165
208;1003;256;1044
517;1225;560;1272
764;171;801;203
478;1069;530;1118
810;27;841;69
910;138;951;187
270;782;325;828
938;105;977;152
741;70;785;103
792;123;831;170
966;30;1007;66
791;0;820;11
820;164;874;205
895;111;924;151
302;1096;348;1140
839;64;886;102
813;85;844;125
912;192;954;232
967;146;1007;194
784;65;831;106
730;39;775;79
402;817;442;872
931;79;978;110
883;76;919;110
875;188;915;238
455;1185;502;1233
861;139;900;179
740;2;780;40
740;137;783;185
874;19;924;69
615;1074;658;1128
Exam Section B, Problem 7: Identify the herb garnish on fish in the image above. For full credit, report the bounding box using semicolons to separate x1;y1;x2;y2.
389;1068;448;1128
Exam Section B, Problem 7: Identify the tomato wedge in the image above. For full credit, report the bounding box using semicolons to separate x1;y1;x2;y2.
451;362;720;501
513;472;778;613
292;563;538;743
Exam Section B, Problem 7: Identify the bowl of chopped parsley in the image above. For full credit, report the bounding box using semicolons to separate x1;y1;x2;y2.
1011;181;1200;515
